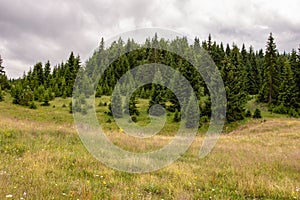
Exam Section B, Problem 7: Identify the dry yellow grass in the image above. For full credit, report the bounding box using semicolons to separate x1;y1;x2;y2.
0;101;299;199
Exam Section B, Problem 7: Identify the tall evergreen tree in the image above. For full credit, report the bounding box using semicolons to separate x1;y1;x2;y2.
148;70;166;116
185;95;199;128
278;60;299;109
110;86;123;118
221;47;247;122
0;55;8;90
258;33;280;105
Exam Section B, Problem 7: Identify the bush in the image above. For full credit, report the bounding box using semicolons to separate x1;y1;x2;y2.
288;108;299;118
0;88;4;102
131;115;138;123
200;116;210;123
253;108;262;119
272;104;287;114
29;102;37;109
245;110;252;117
173;109;181;122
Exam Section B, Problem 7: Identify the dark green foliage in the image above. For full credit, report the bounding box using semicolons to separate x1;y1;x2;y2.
0;87;3;101
69;102;73;113
131;115;138;123
185;96;199;128
221;46;247;122
245;110;252;117
0;55;9;90
10;33;300;121
173;109;181;122
110;87;123;118
148;70;166;116
258;33;280;105
123;93;139;116
41;91;50;106
29;102;37;109
0;55;4;75
278;60;299;109
253;108;262;119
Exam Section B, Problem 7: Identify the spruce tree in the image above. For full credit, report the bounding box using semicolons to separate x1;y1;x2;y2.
173;109;181;122
185;95;199;128
0;86;3;101
253;108;262;119
123;92;139;116
258;33;280;105
44;61;51;87
0;55;4;75
148;70;166;116
221;47;247;122
0;55;8;90
110;86;123;118
278;60;299;109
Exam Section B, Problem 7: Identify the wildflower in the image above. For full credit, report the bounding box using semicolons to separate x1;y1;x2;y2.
5;194;13;198
103;181;106;185
212;188;215;192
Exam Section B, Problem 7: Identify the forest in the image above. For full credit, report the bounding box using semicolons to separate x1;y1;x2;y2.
0;33;299;127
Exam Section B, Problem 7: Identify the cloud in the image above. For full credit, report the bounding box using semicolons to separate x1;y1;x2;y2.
0;0;299;78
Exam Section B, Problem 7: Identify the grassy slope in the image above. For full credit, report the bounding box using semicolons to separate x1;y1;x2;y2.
0;94;299;199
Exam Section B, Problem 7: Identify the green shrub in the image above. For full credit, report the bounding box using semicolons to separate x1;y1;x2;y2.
131;115;138;123
29;102;37;109
272;104;287;114
245;110;252;117
253;108;262;119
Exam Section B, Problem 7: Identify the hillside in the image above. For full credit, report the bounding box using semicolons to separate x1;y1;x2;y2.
0;95;299;199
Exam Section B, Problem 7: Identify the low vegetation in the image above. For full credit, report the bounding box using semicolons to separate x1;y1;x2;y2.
0;95;299;199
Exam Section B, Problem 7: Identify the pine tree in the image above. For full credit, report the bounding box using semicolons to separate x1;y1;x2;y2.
0;55;4;75
173;109;181;122
258;33;280;105
253;108;262;119
278;60;299;109
44;61;51;87
0;86;4;101
0;55;8;90
148;70;166;116
123;92;139;116
110;86;123;118
185;95;199;128
221;47;247;122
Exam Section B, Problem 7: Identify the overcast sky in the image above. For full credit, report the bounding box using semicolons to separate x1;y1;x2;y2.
1;0;300;78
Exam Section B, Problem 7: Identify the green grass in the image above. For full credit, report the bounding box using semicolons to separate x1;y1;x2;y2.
0;94;299;199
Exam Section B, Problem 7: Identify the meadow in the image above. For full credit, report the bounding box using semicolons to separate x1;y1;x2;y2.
0;94;299;199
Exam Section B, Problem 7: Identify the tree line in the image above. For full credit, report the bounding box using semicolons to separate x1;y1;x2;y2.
0;33;299;127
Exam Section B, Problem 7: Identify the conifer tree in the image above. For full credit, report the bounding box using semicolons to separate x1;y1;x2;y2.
0;86;3;101
185;95;199;128
148;70;166;116
123;92;139;116
110;86;123;118
278;60;299;109
221;47;247;122
0;55;8;90
258;33;280;105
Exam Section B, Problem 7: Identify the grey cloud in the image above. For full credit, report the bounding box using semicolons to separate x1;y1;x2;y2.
0;0;299;78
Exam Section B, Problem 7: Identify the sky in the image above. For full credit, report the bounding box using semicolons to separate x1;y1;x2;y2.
1;0;300;78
